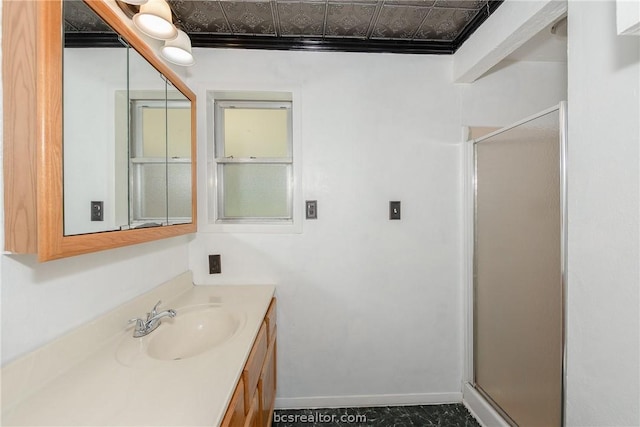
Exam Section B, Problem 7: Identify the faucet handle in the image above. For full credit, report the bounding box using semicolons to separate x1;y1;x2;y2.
151;300;162;316
127;318;145;331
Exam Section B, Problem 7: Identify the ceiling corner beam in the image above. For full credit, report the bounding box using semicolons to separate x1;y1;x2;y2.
453;0;567;84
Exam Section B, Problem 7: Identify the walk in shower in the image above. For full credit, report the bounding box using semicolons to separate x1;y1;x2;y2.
472;104;567;426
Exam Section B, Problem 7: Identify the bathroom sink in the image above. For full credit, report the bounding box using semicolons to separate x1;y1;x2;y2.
147;306;244;361
116;305;245;365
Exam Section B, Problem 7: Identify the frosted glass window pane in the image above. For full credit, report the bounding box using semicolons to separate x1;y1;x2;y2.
139;164;167;219
224;109;289;158
222;164;289;218
168;164;192;219
142;107;190;158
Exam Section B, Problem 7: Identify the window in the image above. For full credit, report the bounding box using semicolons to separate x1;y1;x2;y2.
213;99;293;224
130;99;192;226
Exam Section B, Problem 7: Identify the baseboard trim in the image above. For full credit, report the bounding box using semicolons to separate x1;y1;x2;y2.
462;383;510;427
275;392;463;410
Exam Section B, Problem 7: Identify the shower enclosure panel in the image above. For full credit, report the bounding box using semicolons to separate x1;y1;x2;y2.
473;104;566;427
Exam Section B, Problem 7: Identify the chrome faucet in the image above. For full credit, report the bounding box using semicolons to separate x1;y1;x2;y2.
128;300;176;337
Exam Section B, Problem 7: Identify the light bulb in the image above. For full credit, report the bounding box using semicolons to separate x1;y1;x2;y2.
161;30;195;66
132;0;177;40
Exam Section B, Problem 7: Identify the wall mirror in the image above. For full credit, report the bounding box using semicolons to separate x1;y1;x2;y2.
2;0;196;261
63;0;194;237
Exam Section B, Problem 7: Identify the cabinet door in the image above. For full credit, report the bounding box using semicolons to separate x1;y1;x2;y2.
244;389;261;427
221;378;245;427
259;330;277;427
243;322;267;414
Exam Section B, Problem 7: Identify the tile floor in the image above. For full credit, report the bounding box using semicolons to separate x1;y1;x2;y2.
273;404;481;426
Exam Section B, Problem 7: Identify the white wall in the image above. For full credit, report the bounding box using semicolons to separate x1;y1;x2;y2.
566;1;640;425
186;48;567;407
63;49;126;235
1;238;191;364
460;59;567;126
188;49;465;406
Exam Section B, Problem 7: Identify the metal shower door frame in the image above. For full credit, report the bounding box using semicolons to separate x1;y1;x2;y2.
470;102;568;427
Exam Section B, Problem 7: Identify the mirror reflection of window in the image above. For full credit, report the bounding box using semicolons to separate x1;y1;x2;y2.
130;99;191;226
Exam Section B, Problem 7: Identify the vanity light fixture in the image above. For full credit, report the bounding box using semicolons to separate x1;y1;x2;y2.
161;29;195;66
132;0;178;41
116;0;196;66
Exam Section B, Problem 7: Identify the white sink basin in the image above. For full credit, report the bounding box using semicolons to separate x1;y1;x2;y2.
116;305;245;365
147;306;244;361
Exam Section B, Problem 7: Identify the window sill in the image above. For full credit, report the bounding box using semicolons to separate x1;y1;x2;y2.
199;220;302;234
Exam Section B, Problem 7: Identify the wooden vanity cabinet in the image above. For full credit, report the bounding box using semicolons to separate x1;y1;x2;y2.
243;323;267;416
221;298;277;427
259;298;277;427
259;330;277;427
244;390;261;427
221;378;245;427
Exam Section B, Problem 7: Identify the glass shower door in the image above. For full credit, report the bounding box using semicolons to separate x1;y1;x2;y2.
473;105;565;426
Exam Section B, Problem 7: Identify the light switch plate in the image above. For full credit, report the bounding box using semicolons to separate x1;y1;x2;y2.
389;201;401;220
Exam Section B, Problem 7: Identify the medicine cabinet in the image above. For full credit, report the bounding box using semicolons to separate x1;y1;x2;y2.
3;0;197;261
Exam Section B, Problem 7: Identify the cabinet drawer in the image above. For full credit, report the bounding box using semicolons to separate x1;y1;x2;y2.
265;298;276;344
243;321;267;414
221;377;245;427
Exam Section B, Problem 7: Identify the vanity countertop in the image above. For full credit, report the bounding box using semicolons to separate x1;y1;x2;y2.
1;272;275;426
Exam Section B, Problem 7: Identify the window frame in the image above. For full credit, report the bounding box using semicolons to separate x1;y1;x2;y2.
213;99;294;224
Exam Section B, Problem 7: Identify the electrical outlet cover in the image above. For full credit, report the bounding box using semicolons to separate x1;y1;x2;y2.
209;254;221;274
91;201;104;221
306;200;317;219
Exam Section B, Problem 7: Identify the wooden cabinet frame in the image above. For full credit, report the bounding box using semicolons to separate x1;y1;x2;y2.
2;0;197;261
222;298;277;427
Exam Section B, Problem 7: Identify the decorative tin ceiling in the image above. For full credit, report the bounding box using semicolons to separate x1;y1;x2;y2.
64;0;502;54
